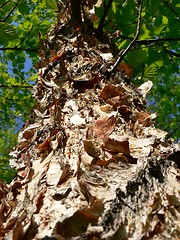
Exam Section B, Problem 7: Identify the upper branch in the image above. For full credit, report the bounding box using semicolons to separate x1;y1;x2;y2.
70;0;82;28
110;0;143;74
96;0;114;33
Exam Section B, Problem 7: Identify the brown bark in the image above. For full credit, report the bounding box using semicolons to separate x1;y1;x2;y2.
0;3;180;240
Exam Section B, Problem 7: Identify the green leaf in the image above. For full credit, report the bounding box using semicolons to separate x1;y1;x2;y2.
128;49;148;64
31;15;40;25
95;3;104;19
0;23;17;45
7;51;16;61
144;0;163;11
139;23;151;40
162;15;168;25
155;60;164;67
143;62;161;80
46;0;57;9
111;2;116;13
117;39;128;49
18;1;30;15
154;15;168;34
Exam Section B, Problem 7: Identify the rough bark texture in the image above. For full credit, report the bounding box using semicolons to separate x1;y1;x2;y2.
0;3;180;240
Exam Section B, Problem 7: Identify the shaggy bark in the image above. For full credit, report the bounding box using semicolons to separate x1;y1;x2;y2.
0;2;179;240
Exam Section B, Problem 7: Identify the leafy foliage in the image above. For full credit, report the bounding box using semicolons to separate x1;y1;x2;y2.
0;0;57;182
148;72;180;139
94;0;179;140
0;0;179;182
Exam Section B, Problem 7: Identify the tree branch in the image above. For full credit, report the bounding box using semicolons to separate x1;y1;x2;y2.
0;96;32;102
110;0;143;74
0;84;32;89
0;47;39;52
96;0;114;33
0;0;20;22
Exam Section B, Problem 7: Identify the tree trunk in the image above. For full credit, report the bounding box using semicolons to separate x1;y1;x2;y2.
0;3;179;240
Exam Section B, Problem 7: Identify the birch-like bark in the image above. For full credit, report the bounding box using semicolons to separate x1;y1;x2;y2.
0;2;179;240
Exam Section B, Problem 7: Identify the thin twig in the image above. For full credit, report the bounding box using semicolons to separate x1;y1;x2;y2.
136;37;180;44
166;124;180;139
15;19;47;50
0;0;20;22
118;35;180;45
110;0;143;74
162;45;180;58
16;31;31;48
163;0;180;21
0;18;49;52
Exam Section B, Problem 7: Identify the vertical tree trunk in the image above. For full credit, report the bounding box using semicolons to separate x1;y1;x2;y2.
0;2;179;240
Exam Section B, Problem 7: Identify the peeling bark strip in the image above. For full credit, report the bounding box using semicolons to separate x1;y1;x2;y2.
0;2;180;240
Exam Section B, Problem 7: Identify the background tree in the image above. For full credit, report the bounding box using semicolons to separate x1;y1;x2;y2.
0;0;179;184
